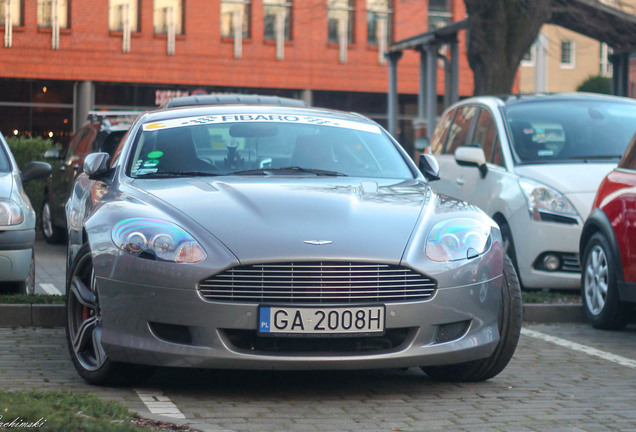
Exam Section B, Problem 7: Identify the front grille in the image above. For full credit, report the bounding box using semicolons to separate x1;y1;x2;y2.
198;262;437;304
561;253;581;272
222;328;413;354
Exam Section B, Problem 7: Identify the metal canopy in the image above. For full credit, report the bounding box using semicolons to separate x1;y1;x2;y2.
385;20;466;139
550;0;636;53
387;19;467;54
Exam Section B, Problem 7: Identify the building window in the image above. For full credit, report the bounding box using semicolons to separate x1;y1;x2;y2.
428;0;450;30
264;0;291;41
560;40;575;67
366;0;391;46
37;0;68;28
154;0;183;34
109;0;139;32
600;42;613;77
1;0;23;27
328;0;354;44
221;0;251;39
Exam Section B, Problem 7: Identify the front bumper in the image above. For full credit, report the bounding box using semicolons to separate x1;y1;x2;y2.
96;273;503;370
509;211;581;290
0;229;34;283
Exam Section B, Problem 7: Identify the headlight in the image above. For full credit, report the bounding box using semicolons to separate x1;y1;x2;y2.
425;218;492;262
0;199;25;226
518;178;579;221
112;218;206;263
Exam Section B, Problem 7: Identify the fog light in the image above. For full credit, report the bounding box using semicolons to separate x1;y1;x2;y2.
543;254;561;271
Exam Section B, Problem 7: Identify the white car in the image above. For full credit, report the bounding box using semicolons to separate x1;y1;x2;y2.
428;93;636;290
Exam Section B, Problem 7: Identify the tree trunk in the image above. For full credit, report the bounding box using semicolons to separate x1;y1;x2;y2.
464;0;552;95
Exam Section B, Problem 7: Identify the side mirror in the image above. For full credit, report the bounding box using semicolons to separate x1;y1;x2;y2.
20;161;52;184
455;146;488;177
418;153;440;181
43;148;62;159
83;152;111;179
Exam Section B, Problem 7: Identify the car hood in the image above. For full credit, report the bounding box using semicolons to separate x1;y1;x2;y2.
514;163;616;194
131;177;433;263
0;172;14;199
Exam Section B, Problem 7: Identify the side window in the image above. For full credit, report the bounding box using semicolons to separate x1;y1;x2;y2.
67;129;89;158
431;108;455;155
619;133;636;170
444;106;479;155
472;108;503;167
100;131;127;158
491;136;504;166
70;128;96;157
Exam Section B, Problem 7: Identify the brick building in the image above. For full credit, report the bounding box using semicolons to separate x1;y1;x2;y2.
0;0;472;150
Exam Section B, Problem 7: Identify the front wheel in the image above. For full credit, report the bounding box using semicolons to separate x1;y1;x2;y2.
66;243;154;386
17;251;35;295
41;196;65;244
581;232;629;330
421;254;523;382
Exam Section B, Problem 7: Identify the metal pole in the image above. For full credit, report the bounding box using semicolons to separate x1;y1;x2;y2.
386;50;403;138
418;47;427;120
426;43;438;140
450;38;459;104
75;81;94;133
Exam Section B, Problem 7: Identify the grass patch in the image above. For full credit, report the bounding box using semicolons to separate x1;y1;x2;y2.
0;390;149;431
522;289;581;304
0;294;65;304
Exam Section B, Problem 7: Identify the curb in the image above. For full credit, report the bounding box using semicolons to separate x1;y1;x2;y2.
0;303;586;327
0;304;66;328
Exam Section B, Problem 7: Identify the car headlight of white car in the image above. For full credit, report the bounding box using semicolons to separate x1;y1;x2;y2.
425;218;492;262
112;217;206;263
518;177;580;222
0;198;25;226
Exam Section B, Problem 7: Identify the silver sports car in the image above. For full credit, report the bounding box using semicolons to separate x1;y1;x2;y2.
65;104;522;386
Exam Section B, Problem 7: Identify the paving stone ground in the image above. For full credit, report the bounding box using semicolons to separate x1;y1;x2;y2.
33;239;66;294
0;324;635;432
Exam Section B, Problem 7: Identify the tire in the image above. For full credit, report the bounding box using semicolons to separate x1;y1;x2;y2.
422;254;523;382
65;243;154;386
41;196;65;244
17;251;36;295
581;232;629;330
499;221;523;289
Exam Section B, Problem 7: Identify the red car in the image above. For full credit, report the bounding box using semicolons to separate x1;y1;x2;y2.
580;135;636;329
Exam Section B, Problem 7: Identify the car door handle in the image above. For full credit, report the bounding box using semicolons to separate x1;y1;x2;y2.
456;177;465;186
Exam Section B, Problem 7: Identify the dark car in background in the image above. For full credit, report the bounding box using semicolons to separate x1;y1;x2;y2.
580;134;636;329
41;111;140;243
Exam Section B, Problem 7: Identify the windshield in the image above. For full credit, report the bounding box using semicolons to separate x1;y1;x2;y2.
127;113;414;179
504;100;636;164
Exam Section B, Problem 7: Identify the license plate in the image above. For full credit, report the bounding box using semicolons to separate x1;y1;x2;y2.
258;305;385;336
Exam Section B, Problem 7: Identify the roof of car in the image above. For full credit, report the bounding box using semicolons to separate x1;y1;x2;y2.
160;93;309;109
491;92;636;106
140;104;373;125
87;111;143;132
